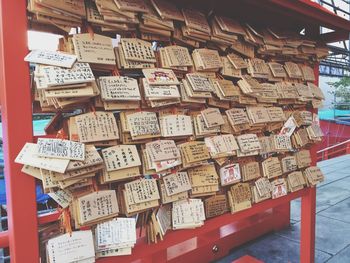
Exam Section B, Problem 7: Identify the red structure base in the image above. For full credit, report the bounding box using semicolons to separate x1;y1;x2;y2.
100;210;286;263
232;255;264;263
95;188;310;263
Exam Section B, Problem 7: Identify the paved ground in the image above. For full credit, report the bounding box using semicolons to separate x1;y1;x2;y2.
216;154;350;263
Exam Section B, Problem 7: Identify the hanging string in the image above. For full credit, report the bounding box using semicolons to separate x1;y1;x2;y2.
92;177;98;192
87;25;95;40
112;66;121;76
56;128;68;140
59;207;72;236
216;73;224;80
90;104;97;117
171;107;178;115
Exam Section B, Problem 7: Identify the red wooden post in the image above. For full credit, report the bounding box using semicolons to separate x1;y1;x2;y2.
346;142;350;154
300;187;316;263
0;231;9;248
299;63;319;263
272;203;291;231
324;151;328;160
0;0;39;262
232;255;264;263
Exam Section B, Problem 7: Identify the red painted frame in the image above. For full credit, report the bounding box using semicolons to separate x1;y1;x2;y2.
0;1;349;263
0;1;39;263
317;139;350;162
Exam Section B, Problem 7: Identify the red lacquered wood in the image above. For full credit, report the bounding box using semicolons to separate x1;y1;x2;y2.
0;0;39;262
0;231;9;248
317;139;350;161
97;189;309;263
299;63;319;263
301;188;316;263
0;1;348;262
232;255;264;263
271;0;350;30
38;211;60;225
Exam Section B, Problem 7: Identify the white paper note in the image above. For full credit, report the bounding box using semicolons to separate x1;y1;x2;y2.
156;205;172;236
24;50;77;68
47;231;95;263
41;63;95;87
15;143;69;173
96;218;136;251
48;189;73;208
37;138;85;161
99;76;141;101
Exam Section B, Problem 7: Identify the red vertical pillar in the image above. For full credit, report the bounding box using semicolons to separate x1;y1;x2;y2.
300;64;319;263
300;187;316;263
346;143;350;154
0;1;39;262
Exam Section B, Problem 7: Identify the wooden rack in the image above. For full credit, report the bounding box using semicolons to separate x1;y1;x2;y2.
0;1;350;262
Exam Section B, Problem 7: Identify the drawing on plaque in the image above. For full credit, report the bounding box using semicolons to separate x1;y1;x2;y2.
271;179;288;199
219;163;241;186
142;68;179;85
145;140;179;162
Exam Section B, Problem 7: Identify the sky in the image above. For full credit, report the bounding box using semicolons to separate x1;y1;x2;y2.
314;0;350;48
27;31;61;51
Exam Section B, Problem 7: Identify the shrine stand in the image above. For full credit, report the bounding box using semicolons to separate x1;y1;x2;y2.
0;0;350;262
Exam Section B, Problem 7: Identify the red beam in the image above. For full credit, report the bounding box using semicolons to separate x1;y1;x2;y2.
233;255;263;263
298;63;319;263
320;30;349;43
38;211;60;225
97;188;310;263
0;0;40;262
301;188;317;263
268;0;350;33
0;231;9;248
0;190;312;256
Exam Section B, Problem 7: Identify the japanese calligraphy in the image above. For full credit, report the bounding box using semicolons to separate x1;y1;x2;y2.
37;138;85;161
102;145;141;171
